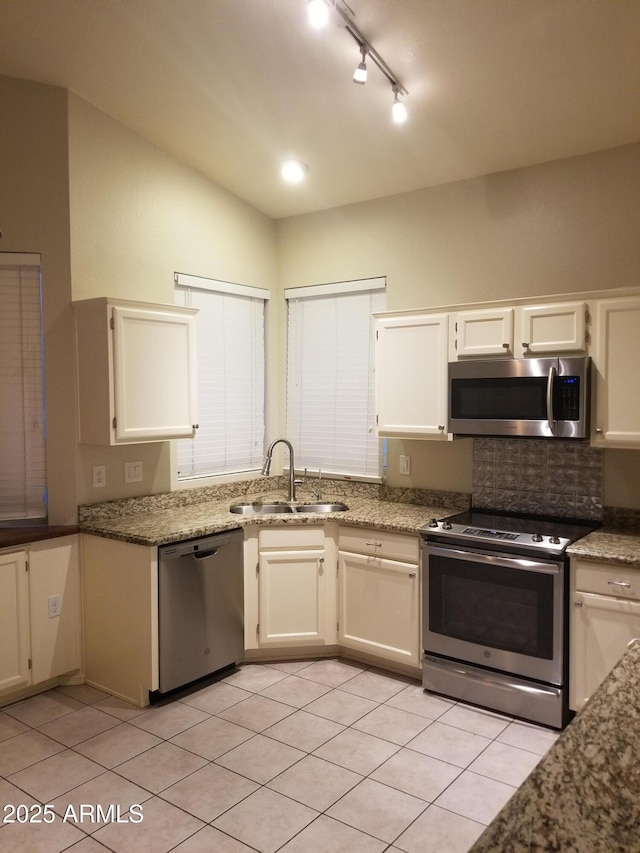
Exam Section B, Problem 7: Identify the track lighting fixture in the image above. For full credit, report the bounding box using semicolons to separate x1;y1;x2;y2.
308;0;329;28
307;0;408;125
392;88;408;124
353;46;367;85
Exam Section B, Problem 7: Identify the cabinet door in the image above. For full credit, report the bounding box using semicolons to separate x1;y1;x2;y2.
592;297;640;447
338;551;420;668
452;308;514;358
112;305;197;442
570;591;640;711
29;536;82;685
375;313;449;438
258;549;327;647
0;551;30;693
517;301;587;356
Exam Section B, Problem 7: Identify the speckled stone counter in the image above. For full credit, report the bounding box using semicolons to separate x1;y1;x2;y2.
568;528;640;567
470;639;640;853
78;478;470;546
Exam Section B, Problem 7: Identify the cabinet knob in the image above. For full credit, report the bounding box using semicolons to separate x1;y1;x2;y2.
408;572;416;578
522;342;530;349
574;600;583;607
502;343;509;349
192;423;200;430
595;428;603;435
438;425;445;432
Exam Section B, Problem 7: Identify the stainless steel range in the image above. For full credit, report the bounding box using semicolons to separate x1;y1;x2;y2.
420;509;597;729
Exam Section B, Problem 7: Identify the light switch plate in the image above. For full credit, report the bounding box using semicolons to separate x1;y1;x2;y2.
124;461;143;483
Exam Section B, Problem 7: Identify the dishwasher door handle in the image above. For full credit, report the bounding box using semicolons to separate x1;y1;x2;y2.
193;548;219;560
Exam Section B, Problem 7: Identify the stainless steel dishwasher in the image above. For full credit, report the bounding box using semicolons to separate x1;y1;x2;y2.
157;528;244;695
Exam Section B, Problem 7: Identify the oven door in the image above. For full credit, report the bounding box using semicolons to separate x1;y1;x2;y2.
423;543;565;685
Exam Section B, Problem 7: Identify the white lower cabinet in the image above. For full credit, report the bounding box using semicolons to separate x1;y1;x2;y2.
570;558;640;712
244;525;337;651
0;551;30;693
338;528;421;670
0;535;82;700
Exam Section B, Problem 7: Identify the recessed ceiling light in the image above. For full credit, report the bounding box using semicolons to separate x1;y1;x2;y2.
281;160;309;183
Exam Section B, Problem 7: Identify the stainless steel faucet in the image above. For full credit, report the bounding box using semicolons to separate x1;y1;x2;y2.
261;438;299;501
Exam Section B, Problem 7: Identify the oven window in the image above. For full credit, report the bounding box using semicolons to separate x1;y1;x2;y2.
429;553;554;660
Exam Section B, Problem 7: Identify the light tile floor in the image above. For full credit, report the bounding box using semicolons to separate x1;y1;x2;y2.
0;658;559;853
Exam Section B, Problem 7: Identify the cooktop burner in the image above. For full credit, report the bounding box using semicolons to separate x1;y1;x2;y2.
420;509;598;556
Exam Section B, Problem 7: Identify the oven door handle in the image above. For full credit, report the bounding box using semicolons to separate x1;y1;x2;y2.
424;544;562;575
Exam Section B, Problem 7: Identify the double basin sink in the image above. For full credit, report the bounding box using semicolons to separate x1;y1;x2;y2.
230;501;349;515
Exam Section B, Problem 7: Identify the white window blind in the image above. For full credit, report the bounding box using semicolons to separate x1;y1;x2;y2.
174;274;268;479
0;254;47;520
286;277;386;479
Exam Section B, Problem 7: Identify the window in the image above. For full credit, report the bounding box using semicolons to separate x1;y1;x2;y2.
285;277;386;479
0;253;47;521
174;273;268;480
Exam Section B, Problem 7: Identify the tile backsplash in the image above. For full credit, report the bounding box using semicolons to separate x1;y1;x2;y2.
473;438;603;521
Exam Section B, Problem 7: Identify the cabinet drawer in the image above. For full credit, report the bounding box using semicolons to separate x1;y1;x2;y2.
574;560;640;600
338;527;419;563
259;526;325;550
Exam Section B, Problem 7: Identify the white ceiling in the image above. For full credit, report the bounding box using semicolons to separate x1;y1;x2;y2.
1;0;639;219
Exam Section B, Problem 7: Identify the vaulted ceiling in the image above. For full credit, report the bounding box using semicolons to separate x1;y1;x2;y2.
1;0;638;218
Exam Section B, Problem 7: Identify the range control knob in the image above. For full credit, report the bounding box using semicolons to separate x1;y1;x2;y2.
428;518;439;528
532;533;543;542
549;536;561;545
442;521;453;530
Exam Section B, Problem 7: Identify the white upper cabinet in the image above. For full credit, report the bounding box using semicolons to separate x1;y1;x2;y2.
450;301;588;360
515;301;588;357
591;295;640;447
375;313;451;439
75;298;198;445
451;307;514;358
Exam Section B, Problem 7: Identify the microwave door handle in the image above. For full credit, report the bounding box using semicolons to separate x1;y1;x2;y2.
546;365;557;429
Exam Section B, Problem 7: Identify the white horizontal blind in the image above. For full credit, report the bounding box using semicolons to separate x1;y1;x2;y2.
0;257;47;520
175;276;267;479
286;278;386;478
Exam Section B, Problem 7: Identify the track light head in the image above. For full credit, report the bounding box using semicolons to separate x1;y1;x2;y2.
392;87;408;124
353;47;368;85
308;0;329;28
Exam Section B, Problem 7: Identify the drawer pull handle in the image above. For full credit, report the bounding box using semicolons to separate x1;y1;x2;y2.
366;541;382;547
608;580;631;588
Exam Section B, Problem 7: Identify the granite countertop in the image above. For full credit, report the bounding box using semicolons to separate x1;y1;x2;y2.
78;489;462;547
567;528;640;567
469;639;640;853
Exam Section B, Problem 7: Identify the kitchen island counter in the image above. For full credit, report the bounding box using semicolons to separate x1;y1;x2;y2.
469;638;640;853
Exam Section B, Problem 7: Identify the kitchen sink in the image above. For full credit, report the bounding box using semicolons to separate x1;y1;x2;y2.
229;501;349;515
229;502;294;514
294;502;349;513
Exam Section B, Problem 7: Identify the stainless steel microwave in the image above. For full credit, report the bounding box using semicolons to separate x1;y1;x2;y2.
448;356;591;439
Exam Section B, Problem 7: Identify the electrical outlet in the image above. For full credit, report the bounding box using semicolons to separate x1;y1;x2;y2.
124;461;143;483
48;594;62;618
399;454;411;475
93;465;106;488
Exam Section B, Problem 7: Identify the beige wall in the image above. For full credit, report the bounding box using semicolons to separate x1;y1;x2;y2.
0;77;77;525
276;143;640;506
67;94;278;507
